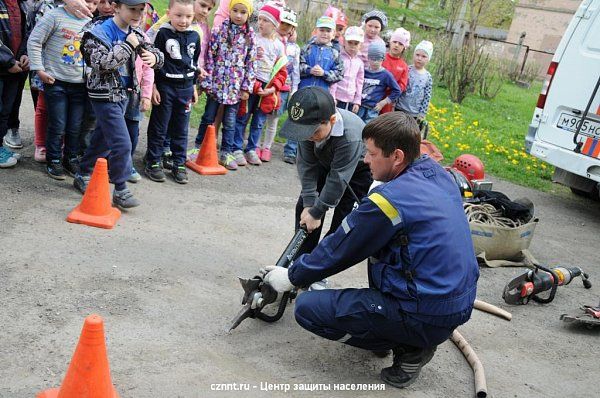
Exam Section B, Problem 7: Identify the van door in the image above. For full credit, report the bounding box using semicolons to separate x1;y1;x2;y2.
537;0;600;155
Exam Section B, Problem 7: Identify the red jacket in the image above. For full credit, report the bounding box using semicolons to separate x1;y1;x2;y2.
381;53;409;114
239;56;288;116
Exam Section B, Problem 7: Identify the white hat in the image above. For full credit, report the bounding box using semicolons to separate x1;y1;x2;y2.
344;26;364;43
415;40;434;59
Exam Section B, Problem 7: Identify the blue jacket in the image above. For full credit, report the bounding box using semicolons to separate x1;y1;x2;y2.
288;156;479;322
298;41;344;90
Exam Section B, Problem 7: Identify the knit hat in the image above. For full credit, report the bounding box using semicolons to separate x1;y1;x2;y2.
229;0;253;15
368;41;386;61
315;16;336;31
280;7;297;27
336;12;348;27
415;40;434;60
344;26;364;43
259;3;281;27
363;9;388;30
390;28;411;48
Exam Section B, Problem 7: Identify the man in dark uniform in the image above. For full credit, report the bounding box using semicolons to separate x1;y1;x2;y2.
264;111;479;388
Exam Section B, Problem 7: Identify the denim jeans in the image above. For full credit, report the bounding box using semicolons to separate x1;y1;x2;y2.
234;92;267;152
283;139;298;157
44;80;87;162
0;77;20;144
146;82;194;166
357;106;380;124
196;96;239;153
79;100;132;189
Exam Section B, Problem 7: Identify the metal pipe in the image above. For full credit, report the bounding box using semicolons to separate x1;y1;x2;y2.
474;299;512;321
451;329;487;398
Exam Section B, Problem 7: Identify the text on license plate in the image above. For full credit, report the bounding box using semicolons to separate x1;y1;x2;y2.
556;113;600;138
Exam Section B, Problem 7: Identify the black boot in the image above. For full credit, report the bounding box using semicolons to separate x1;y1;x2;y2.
380;345;437;388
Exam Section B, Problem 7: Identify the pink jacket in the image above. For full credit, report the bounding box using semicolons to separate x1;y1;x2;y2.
213;0;230;28
135;33;154;99
359;35;385;65
330;48;364;106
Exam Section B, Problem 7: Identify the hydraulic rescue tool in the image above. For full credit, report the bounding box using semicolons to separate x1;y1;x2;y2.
228;228;308;331
503;264;591;305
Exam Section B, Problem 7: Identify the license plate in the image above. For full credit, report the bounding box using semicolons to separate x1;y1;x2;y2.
556;113;600;138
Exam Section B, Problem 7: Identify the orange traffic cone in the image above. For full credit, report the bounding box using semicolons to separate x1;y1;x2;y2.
66;158;120;229
37;314;120;398
186;124;227;175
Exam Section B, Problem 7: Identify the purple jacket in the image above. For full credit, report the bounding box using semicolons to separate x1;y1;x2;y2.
200;18;256;105
330;48;364;106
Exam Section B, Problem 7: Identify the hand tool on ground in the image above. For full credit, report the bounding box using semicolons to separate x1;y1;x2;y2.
503;264;591;305
561;299;600;329
228;228;308;332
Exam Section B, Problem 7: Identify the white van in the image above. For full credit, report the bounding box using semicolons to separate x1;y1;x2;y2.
525;0;600;199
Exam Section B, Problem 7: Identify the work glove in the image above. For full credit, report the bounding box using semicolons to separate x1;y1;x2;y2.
262;266;294;293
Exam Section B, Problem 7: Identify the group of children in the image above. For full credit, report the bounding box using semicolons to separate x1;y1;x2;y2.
0;0;434;208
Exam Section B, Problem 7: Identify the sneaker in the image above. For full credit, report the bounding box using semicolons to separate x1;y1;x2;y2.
62;157;79;177
162;151;174;170
171;164;189;184
73;174;90;194
380;345;437;389
3;128;23;149
219;152;238;170
145;162;166;182
113;188;141;208
47;160;66;180
308;279;330;291
232;150;247;166
128;167;142;183
34;146;46;163
260;148;272;162
283;155;296;164
256;148;263;159
186;147;200;162
0;146;17;168
245;150;262;166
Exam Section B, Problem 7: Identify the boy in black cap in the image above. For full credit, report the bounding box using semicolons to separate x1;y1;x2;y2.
280;86;373;266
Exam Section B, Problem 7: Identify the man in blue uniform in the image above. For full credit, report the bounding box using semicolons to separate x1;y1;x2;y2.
263;111;479;388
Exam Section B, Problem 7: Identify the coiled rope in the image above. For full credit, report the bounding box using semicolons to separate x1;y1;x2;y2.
463;203;523;228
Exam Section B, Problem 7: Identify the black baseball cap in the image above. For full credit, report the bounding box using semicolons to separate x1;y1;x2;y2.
280;87;336;141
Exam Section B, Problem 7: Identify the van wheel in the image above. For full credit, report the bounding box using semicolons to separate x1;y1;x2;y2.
570;186;600;201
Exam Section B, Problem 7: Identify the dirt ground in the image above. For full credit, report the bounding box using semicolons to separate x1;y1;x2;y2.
1;98;599;398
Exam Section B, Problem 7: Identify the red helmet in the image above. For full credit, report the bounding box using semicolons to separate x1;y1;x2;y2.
452;154;485;181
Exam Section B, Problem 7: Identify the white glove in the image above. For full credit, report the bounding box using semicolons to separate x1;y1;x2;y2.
263;266;294;293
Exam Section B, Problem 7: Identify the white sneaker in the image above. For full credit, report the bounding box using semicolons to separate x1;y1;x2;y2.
308;279;330;291
3;128;23;149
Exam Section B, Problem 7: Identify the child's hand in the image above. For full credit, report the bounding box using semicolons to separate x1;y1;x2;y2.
19;55;30;71
140;97;151;112
126;32;140;48
199;67;209;79
240;90;250;101
140;49;156;68
8;62;22;73
192;86;198;104
151;85;161;105
310;65;324;77
374;99;388;112
258;87;275;97
38;70;55;84
352;104;360;114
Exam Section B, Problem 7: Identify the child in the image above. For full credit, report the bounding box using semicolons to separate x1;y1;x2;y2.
359;9;387;65
358;41;401;124
381;27;410;114
298;16;343;91
0;0;29;168
324;5;346;51
233;2;285;166
330;26;364;114
396;40;433;124
96;0;112;15
281;24;301;165
75;0;164;207
145;0;200;184
258;6;296;162
27;0;99;179
196;0;255;170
